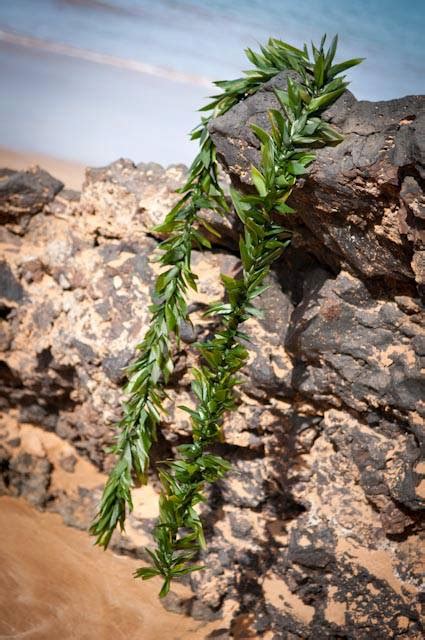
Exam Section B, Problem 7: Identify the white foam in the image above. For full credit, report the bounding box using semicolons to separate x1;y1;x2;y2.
0;28;214;89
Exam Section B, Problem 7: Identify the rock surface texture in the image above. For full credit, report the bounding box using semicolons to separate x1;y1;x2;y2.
1;81;424;639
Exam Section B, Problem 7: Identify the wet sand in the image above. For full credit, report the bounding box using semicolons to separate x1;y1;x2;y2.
0;497;216;640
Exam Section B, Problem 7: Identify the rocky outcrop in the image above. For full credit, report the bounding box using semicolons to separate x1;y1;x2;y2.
209;71;425;294
1;82;424;639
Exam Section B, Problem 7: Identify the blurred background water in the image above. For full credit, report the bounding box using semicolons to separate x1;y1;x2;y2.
0;0;424;167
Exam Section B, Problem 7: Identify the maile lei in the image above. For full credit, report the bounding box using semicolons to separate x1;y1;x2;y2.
90;35;362;597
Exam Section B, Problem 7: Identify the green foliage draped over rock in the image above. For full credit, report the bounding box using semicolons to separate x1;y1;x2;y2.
90;34;362;596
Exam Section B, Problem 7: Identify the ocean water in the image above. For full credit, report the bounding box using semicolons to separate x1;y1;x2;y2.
0;0;424;166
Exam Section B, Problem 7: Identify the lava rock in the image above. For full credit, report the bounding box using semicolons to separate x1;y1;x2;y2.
0;166;63;231
209;72;425;292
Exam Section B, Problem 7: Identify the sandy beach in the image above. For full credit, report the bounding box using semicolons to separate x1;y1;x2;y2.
0;146;86;190
0;496;219;639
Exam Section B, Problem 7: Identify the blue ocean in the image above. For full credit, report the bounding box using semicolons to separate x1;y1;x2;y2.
0;0;424;166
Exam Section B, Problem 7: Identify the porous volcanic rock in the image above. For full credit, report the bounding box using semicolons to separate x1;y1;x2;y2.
209;71;425;294
1;120;424;640
0;166;63;232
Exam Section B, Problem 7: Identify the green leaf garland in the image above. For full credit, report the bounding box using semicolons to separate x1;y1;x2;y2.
90;34;362;596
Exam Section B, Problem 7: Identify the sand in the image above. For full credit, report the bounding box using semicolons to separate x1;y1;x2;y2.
0;146;86;190
0;497;217;640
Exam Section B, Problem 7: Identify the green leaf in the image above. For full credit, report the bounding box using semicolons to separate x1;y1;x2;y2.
245;304;264;319
251;166;268;197
230;186;251;220
199;218;221;238
292;135;320;145
325;34;338;73
318;122;344;143
274;88;290;110
250;123;271;145
204;302;232;316
247;283;270;299
244;47;262;67
275;202;295;215
159;578;171;598
171;564;205;576
329;57;365;78
178;405;200;420
198;98;222;112
135;567;160;580
270;37;307;58
155;267;179;293
165;304;176;333
307;87;346;112
182;267;198;291
192;230;212;249
287;161;309;176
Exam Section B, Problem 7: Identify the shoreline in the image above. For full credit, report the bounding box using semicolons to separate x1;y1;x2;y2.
0;145;86;190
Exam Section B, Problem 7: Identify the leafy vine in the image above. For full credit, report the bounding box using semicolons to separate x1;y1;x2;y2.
90;34;362;596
